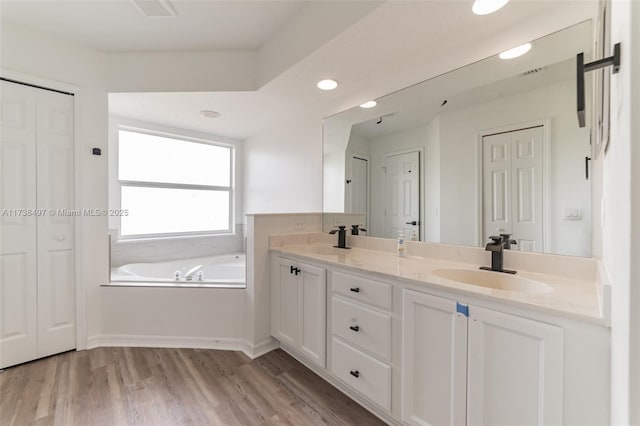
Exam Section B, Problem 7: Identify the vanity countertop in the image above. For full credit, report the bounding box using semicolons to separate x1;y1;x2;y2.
270;241;606;325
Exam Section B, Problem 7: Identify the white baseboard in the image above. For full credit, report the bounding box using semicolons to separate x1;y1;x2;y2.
86;334;279;360
243;337;280;359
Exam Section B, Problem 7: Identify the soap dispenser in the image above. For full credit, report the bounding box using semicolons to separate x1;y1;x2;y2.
397;231;406;257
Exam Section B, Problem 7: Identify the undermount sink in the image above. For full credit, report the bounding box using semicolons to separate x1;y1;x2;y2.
432;268;552;294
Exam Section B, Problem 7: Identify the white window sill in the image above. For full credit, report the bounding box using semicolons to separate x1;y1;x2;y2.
112;232;240;244
103;281;246;289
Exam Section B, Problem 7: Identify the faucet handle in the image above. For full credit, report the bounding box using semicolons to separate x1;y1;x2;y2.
330;225;346;234
489;235;502;243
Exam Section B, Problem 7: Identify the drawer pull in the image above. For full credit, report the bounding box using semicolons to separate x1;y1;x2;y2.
350;370;360;378
350;287;360;293
349;325;360;332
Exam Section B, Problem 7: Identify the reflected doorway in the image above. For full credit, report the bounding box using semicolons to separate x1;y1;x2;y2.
384;150;421;239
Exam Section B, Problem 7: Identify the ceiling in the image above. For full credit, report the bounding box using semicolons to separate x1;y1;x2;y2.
2;1;598;141
0;0;305;52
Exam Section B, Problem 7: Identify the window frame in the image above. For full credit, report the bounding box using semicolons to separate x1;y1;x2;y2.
116;125;234;240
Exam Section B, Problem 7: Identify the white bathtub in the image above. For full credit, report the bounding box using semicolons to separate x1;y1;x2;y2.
110;253;245;287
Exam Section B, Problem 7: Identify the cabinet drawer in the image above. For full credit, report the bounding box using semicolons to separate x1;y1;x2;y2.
332;296;391;361
332;271;392;310
331;337;391;411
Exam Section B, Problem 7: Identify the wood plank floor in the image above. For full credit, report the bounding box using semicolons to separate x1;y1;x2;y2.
0;347;386;426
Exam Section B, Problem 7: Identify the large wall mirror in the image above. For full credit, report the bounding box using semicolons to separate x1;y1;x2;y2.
323;21;594;257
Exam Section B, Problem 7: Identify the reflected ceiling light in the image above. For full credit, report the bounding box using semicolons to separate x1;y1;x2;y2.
499;42;532;59
317;79;338;90
472;0;509;15
201;110;221;119
360;100;377;108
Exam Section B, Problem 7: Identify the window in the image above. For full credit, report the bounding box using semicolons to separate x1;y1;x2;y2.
118;129;232;238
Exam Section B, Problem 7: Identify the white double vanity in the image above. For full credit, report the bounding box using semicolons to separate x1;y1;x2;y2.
269;233;609;425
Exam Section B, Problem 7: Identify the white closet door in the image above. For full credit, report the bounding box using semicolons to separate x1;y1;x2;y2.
35;89;75;358
0;81;39;368
483;127;543;251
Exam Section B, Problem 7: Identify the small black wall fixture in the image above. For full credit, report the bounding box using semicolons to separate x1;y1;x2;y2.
577;42;621;128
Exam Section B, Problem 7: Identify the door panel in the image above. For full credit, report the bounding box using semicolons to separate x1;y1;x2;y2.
385;151;420;239
484;134;511;236
36;89;76;358
510;128;543;252
347;156;368;215
483;127;543;251
0;81;38;368
0;81;76;368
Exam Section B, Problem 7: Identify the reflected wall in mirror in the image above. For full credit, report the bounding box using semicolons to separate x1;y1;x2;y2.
323;21;593;257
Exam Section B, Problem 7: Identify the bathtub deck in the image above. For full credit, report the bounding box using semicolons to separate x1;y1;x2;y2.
0;347;384;426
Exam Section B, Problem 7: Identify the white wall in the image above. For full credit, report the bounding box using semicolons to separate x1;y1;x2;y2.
602;1;640;423
438;80;591;256
245;213;322;354
425;116;441;243
106;51;257;93
96;287;246;346
243;109;323;214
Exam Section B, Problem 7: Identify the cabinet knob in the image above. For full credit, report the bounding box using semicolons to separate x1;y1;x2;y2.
350;287;360;293
349;370;360;378
349;325;360;332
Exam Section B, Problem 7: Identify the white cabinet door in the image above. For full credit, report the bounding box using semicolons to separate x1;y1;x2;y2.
298;262;326;367
271;257;299;347
271;256;326;368
402;290;468;426
0;80;38;369
467;306;563;426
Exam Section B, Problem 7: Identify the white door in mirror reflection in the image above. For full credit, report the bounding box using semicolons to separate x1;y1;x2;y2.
346;155;368;215
385;151;420;239
483;127;543;252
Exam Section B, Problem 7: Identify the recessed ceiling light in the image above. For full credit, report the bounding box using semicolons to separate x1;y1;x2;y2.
360;101;377;108
317;79;338;91
201;110;221;119
472;0;509;15
499;43;532;59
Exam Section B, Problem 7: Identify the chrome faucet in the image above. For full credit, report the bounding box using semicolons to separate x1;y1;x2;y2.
184;265;203;280
480;236;516;274
329;225;350;249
